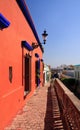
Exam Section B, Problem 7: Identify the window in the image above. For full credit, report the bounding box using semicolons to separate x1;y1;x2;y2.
9;66;12;83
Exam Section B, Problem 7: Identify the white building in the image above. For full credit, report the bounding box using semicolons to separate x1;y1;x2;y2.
43;64;51;84
74;65;80;80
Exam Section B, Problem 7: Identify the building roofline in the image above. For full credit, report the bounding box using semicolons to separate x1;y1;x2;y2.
74;64;80;66
16;0;44;53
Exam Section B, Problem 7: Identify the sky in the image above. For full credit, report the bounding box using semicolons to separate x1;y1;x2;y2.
26;0;80;68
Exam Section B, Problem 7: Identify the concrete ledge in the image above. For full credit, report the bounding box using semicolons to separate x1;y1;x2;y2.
54;78;80;112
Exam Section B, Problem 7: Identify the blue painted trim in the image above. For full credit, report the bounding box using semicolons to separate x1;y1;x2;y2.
22;41;33;51
0;13;10;29
35;53;39;58
37;59;40;85
16;0;44;52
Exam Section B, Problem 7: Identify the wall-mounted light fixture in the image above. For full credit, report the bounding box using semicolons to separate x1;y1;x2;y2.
32;30;48;50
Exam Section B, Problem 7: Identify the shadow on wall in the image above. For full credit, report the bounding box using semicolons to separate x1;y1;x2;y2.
44;86;53;130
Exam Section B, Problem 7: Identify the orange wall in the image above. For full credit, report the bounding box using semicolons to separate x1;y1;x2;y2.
0;0;43;129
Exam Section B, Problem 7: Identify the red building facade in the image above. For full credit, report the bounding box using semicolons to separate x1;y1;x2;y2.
0;0;44;129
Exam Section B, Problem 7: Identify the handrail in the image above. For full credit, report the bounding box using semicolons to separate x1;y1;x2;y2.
53;78;80;130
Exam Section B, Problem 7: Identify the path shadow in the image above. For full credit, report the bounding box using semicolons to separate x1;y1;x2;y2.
44;86;54;130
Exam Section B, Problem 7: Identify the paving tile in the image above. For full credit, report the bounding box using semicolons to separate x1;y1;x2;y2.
4;83;52;130
4;82;64;130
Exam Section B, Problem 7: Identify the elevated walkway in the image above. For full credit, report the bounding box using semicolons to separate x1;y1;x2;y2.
5;80;80;130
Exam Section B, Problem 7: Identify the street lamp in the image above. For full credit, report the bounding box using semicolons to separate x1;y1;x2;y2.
32;30;48;49
42;30;48;44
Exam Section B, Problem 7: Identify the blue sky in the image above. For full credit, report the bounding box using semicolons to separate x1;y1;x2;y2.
26;0;80;68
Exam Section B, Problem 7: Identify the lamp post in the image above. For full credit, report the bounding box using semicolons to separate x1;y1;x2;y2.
42;30;48;44
32;30;48;49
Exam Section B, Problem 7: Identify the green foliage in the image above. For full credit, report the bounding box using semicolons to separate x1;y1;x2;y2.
61;78;76;91
61;78;80;99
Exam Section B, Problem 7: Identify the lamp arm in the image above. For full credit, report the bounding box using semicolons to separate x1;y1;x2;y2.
32;42;39;49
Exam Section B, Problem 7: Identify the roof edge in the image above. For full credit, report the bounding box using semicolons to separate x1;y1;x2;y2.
16;0;44;53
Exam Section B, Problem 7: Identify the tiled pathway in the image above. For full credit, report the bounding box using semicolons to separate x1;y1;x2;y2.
5;83;54;130
5;82;65;130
